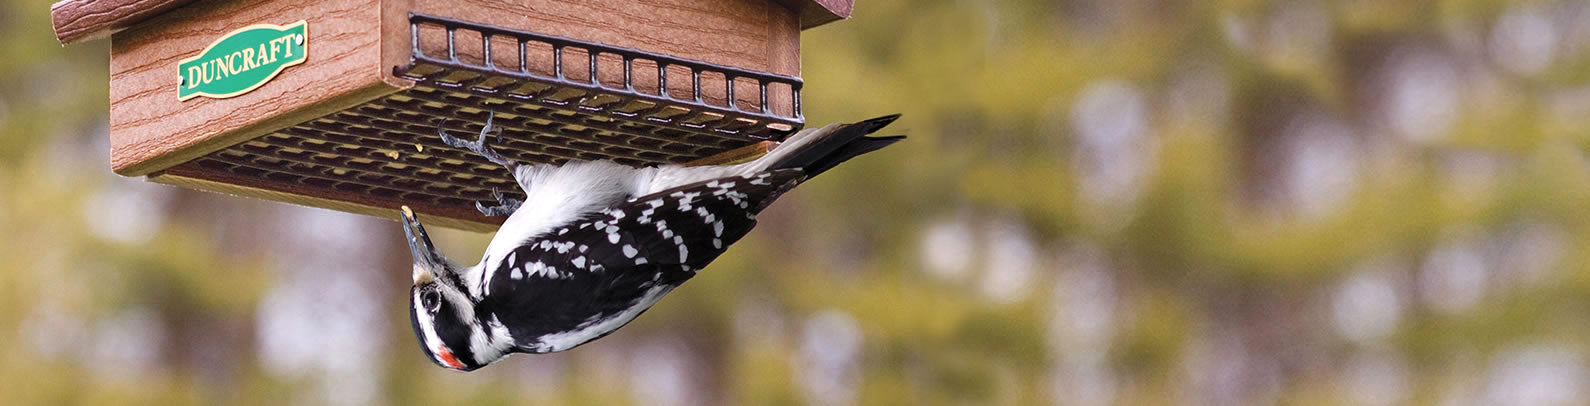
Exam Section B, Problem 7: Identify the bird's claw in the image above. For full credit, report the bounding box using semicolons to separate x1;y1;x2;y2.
440;112;527;216
475;187;523;216
438;111;517;170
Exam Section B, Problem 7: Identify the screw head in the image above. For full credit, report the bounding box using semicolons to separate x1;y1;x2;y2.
295;34;304;46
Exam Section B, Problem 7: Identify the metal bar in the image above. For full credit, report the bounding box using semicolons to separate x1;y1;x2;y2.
658;63;669;98
403;13;801;127
446;27;457;61
409;13;803;86
399;12;801;143
517;39;527;73
588;51;599;86
553;45;564;79
410;20;422;58
692;70;702;103
623;56;633;91
482;33;493;69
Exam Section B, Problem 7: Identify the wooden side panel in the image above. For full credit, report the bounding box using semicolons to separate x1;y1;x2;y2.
380;0;416;88
51;0;847;45
765;5;800;117
50;0;199;44
410;0;786;72
400;0;801;114
110;0;396;176
766;4;801;77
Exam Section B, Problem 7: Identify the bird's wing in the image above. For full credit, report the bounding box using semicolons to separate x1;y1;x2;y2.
482;160;653;263
476;169;807;336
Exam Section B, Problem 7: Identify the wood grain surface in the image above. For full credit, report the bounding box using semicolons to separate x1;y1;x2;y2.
109;0;396;176
50;0;199;44
54;0;849;45
408;0;798;75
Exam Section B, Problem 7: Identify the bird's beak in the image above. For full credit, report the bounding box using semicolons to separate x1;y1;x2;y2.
401;206;443;284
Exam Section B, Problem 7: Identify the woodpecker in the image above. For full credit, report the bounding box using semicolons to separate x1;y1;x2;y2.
402;113;903;371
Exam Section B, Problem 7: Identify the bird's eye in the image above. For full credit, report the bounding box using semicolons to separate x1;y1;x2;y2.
421;290;441;312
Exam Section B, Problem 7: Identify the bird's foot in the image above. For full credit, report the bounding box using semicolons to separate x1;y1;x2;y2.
439;111;517;171
475;187;523;217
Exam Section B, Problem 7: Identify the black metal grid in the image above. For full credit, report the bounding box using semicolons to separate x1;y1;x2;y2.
400;13;804;138
159;13;805;226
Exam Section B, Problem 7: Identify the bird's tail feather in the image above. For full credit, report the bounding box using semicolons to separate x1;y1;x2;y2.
760;114;904;177
645;115;903;193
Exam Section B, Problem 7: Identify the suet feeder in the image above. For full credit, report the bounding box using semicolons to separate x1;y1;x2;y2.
50;0;854;231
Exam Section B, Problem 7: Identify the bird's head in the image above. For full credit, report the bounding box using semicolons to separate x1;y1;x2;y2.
402;206;487;372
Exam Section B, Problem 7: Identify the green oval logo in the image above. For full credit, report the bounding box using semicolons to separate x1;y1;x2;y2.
178;21;308;101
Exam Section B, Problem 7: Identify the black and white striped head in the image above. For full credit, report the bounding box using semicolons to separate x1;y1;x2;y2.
402;206;488;371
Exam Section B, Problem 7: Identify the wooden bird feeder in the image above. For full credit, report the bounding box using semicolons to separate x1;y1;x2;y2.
51;0;854;231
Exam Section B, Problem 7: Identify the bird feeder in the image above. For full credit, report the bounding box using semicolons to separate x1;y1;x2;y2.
50;0;853;231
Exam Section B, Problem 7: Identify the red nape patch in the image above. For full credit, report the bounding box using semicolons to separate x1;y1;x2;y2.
436;347;465;370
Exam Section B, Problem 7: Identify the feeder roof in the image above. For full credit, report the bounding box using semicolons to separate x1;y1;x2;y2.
50;0;855;45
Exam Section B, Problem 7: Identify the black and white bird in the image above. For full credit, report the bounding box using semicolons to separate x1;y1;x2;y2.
401;113;902;371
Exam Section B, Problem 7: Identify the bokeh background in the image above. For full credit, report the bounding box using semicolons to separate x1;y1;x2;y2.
6;0;1590;404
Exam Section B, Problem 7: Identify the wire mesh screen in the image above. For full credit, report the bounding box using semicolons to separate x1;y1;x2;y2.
155;13;805;229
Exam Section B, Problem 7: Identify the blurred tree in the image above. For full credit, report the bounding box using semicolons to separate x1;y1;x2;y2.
5;0;1590;405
